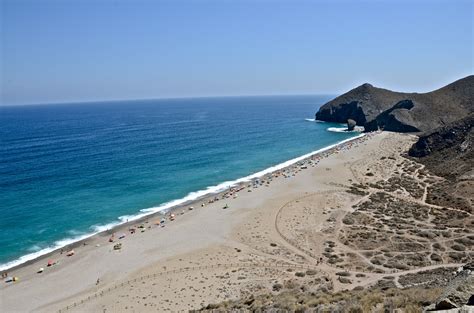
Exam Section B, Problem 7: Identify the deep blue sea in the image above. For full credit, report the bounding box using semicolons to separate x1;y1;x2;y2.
0;96;358;269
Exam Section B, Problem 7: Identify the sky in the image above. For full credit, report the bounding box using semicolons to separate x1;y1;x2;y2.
1;0;473;105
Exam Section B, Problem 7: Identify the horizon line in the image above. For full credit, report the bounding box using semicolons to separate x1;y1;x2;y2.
0;93;337;108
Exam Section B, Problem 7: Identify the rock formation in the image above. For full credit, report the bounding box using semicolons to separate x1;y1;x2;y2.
408;114;473;213
346;119;357;131
408;113;473;180
315;75;474;133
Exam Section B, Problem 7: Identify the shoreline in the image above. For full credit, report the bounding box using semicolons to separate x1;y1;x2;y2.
0;132;366;272
5;130;458;313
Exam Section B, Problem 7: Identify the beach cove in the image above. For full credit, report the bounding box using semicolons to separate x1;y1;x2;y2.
4;130;460;312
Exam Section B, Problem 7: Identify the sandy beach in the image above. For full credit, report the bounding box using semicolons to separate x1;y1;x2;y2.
1;131;471;312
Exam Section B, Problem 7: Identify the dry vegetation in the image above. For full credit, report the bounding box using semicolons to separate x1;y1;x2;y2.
195;285;443;312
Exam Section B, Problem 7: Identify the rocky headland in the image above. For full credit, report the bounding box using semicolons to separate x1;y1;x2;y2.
315;75;473;133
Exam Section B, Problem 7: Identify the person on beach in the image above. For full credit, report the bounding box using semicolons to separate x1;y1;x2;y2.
96;278;100;285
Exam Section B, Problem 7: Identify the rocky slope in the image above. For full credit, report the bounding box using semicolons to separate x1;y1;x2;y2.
425;263;474;312
195;281;446;312
408;114;473;213
408;113;473;180
315;75;474;133
194;264;473;312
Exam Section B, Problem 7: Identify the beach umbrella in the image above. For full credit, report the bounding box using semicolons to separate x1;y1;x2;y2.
37;268;44;273
47;260;54;266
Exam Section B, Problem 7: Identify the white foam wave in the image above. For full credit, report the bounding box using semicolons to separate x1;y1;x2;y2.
67;229;85;236
27;245;42;252
304;118;325;123
0;133;365;271
0;231;100;271
327;126;364;133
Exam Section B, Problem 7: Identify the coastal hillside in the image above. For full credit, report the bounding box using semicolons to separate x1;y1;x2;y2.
196;263;474;312
409;113;473;180
409;113;473;213
315;75;474;133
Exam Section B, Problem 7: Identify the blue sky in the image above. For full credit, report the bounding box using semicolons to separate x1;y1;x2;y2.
1;0;472;105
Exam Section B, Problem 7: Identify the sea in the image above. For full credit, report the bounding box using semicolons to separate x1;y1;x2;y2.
0;95;359;270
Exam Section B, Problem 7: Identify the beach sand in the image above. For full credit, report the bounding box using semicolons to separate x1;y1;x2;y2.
1;131;470;312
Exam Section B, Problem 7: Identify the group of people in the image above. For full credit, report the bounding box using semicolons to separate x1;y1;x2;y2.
3;132;379;286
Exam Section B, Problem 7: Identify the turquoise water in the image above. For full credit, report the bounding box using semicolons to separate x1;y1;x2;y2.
0;96;357;269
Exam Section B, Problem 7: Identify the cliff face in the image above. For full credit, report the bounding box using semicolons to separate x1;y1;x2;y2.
408;114;473;163
409;113;473;181
408;114;473;213
315;76;474;133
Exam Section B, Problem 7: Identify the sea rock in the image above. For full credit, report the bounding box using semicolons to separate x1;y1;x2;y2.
347;119;357;131
315;75;474;133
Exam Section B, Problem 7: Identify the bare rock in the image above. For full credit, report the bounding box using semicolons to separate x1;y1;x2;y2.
338;276;352;284
347;119;357;131
315;75;473;133
428;263;474;311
